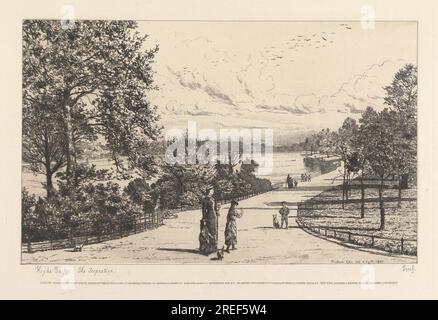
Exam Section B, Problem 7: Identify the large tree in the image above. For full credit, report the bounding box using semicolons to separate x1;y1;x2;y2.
384;64;417;116
359;107;397;230
352;128;369;218
156;164;217;209
335;117;358;208
22;97;67;197
23;20;161;194
383;64;417;189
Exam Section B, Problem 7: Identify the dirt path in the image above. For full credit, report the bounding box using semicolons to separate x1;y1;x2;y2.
22;169;415;264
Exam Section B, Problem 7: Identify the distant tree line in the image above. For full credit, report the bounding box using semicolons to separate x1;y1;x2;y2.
273;143;308;153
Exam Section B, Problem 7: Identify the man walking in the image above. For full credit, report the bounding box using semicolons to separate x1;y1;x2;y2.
279;201;290;229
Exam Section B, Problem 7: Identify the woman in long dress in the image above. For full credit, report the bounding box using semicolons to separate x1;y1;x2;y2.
225;200;241;252
199;188;219;254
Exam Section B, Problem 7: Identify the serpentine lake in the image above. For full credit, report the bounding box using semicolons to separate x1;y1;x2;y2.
22;152;319;196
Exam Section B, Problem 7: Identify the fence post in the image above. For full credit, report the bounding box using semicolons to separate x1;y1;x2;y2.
401;238;404;254
333;230;336;239
371;236;374;248
27;241;32;253
348;232;351;242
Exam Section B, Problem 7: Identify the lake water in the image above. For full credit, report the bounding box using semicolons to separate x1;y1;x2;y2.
255;152;308;184
22;152;310;196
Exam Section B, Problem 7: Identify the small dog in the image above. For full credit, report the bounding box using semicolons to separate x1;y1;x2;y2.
73;244;84;252
217;246;225;261
273;214;280;229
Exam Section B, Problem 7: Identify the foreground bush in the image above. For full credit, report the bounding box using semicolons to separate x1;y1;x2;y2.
22;182;143;242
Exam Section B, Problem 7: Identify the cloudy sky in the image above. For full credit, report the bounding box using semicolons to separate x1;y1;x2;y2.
139;21;417;144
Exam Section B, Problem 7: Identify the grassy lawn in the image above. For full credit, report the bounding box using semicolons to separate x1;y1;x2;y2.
297;179;417;254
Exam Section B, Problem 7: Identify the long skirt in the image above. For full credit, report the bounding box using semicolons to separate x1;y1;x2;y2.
225;218;237;247
199;219;217;254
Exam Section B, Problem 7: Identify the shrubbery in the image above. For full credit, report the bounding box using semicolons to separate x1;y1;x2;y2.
22;181;144;242
22;160;272;242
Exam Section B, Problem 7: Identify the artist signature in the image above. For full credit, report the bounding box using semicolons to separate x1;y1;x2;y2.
402;265;416;274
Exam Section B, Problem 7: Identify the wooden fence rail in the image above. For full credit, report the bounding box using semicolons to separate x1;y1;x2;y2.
295;218;417;256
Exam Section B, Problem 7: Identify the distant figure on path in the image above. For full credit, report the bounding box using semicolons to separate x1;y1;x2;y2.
301;173;311;182
279;201;290;229
294;179;298;188
287;174;293;188
199;187;219;254
225;200;241;252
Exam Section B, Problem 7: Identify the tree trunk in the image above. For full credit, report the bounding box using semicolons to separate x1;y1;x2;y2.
360;171;365;218
64;104;75;189
379;176;385;231
63;100;78;244
345;174;349;202
342;166;346;209
45;169;54;199
400;173;409;189
72;133;79;187
227;153;234;174
398;176;402;208
42;127;53;199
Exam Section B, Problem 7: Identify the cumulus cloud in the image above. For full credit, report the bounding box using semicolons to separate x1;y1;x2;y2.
343;103;364;114
317;59;408;115
294;94;320;114
146;29;414;140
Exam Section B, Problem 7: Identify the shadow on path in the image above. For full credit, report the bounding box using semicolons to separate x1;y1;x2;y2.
265;201;299;207
254;226;300;230
239;206;297;210
157;247;204;255
274;186;335;192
